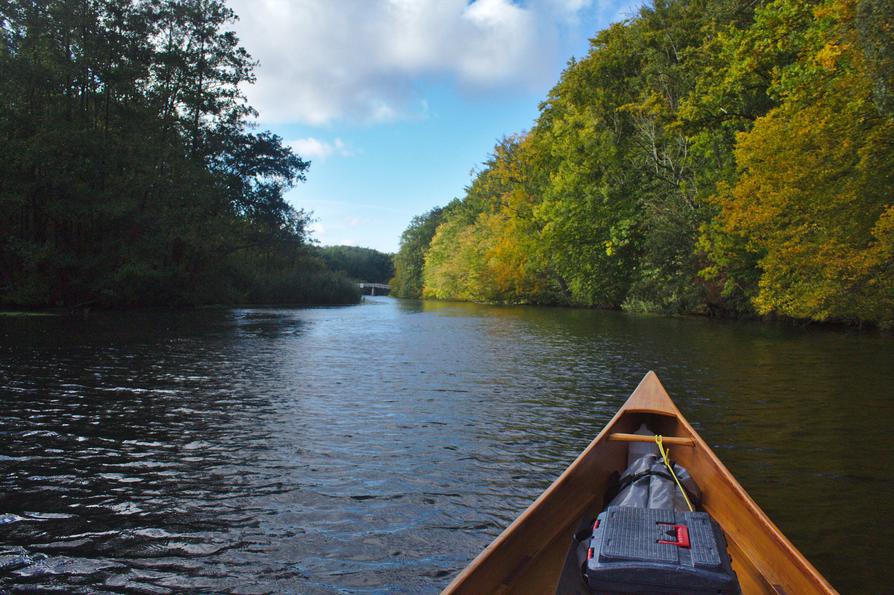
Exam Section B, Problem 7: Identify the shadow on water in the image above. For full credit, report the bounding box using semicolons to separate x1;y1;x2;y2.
1;298;892;592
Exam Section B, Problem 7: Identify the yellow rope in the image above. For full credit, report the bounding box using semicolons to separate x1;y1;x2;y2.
655;435;694;512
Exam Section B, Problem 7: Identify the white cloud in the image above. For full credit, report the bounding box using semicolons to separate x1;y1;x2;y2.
288;137;354;160
309;220;326;242
228;0;607;125
544;0;594;15
308;215;367;246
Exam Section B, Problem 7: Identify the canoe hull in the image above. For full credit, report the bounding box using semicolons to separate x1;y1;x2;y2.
443;371;836;595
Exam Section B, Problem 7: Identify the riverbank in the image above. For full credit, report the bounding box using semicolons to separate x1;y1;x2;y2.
0;297;363;317
400;295;894;332
0;261;362;311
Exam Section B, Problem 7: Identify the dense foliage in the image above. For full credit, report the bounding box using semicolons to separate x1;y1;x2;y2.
319;245;394;284
390;205;447;298
0;0;359;307
395;0;894;326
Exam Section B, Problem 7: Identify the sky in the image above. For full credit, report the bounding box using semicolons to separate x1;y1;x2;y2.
227;0;643;253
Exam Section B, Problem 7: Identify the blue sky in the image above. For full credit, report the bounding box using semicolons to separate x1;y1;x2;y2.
229;0;642;253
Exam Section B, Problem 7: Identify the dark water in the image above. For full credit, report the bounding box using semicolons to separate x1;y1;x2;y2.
1;297;892;593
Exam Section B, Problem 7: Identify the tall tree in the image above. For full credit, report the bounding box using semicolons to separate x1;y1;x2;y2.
0;0;355;307
712;0;894;324
390;206;448;299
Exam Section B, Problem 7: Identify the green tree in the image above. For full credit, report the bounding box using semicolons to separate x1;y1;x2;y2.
712;0;894;324
0;0;355;307
390;205;448;298
320;245;394;284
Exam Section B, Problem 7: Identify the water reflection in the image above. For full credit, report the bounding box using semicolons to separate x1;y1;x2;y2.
1;299;892;592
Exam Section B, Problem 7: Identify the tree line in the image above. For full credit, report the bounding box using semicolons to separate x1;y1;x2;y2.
319;245;394;285
0;0;359;307
390;0;893;327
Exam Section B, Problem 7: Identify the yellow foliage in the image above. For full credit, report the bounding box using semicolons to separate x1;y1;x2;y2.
717;58;893;321
421;135;554;304
815;41;846;70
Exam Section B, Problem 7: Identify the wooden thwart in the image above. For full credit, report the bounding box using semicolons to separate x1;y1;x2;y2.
607;432;695;447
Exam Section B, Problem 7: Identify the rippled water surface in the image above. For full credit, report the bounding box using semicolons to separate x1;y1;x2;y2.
1;297;892;592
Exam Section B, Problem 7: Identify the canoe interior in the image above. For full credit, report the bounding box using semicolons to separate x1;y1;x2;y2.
444;372;836;595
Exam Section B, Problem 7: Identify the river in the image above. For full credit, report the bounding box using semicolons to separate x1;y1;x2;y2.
1;297;892;592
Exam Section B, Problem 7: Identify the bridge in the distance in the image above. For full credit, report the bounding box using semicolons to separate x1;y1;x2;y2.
357;282;390;296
